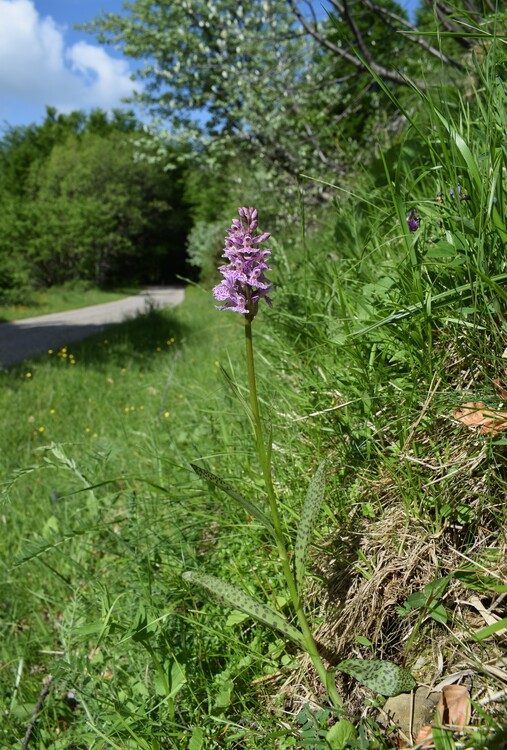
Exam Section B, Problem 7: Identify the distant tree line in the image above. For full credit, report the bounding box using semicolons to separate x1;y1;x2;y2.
0;108;192;302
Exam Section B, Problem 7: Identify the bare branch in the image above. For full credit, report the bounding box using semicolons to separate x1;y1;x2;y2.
328;0;345;14
287;0;426;90
360;0;464;71
341;0;374;64
427;1;475;49
301;0;319;27
288;0;366;68
20;676;53;750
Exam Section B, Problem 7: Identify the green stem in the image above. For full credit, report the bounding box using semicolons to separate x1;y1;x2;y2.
244;319;342;711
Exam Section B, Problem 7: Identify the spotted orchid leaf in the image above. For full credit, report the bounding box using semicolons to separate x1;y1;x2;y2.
183;571;304;648
336;659;416;697
294;460;326;591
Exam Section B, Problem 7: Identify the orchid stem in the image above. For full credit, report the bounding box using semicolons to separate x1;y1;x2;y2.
244;319;342;711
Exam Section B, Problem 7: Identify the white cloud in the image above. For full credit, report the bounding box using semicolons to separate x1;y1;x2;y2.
67;42;136;107
0;0;139;120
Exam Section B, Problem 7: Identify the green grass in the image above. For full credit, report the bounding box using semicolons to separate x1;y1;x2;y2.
0;286;281;748
0;283;141;322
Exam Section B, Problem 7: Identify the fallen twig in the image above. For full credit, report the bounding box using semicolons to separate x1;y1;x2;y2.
20;675;53;750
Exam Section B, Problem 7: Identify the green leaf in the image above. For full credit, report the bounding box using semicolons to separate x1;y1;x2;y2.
432;725;456;750
472;617;507;642
355;635;373;648
425;241;457;258
188;727;204;750
429;603;448;625
130;607;157;642
218;365;254;423
424;576;450;600
183;571;305;648
154;659;187;698
454;569;502;592
335;659;416;697
213;676;233;709
326;719;356;749
452;132;482;191
154;671;169;697
225;610;250;627
432;110;481;192
74;620;105;637
168;660;187;699
191;464;275;538
294;460;326;590
405;591;426;610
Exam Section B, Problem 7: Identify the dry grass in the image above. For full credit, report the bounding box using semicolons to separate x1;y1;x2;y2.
277;407;507;740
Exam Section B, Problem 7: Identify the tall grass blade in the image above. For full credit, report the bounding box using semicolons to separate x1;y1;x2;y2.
219;364;254;424
191;464;275;538
294;460;326;591
472;617;507;641
350;272;507;336
182;571;305;648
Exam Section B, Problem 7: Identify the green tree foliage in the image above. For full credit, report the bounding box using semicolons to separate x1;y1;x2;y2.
81;1;505;281
83;0;499;182
0;108;138;198
84;1;333;179
0;109;191;301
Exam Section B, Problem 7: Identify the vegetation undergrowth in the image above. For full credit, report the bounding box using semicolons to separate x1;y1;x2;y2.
1;9;507;750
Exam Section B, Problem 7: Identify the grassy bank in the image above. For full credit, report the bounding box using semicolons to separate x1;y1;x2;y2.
0;284;141;323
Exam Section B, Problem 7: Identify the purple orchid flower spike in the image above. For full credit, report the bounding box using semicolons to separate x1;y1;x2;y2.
213;207;272;320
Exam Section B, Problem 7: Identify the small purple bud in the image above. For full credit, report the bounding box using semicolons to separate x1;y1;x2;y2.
406;209;420;232
253;232;271;243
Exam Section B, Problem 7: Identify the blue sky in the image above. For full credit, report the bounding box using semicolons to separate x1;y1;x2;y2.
0;0;140;128
0;0;421;130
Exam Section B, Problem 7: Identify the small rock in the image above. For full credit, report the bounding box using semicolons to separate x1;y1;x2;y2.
379;686;440;739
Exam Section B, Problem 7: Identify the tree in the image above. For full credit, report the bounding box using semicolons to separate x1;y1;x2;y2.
0;107;140;198
83;1;501;184
84;1;346;180
0;110;191;298
26;131;191;286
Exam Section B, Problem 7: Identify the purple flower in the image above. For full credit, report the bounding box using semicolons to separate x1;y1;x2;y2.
406;209;420;232
213;207;272;320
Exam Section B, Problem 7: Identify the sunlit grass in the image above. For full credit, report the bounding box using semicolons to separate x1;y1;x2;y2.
0;284;256;745
0;283;141;322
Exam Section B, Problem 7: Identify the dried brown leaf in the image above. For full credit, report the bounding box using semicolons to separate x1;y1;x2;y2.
454;402;507;434
492;379;507;401
436;685;471;730
413;724;433;746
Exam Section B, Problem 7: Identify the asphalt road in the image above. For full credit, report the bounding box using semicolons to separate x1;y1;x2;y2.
0;287;185;369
